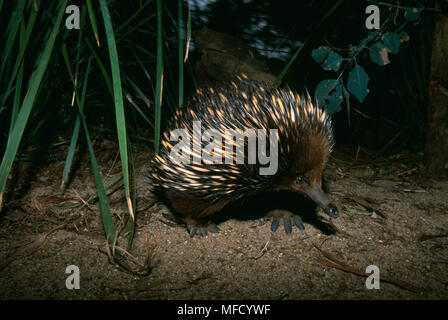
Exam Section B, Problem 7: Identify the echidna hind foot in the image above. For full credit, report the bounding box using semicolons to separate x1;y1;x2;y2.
163;191;226;237
184;216;221;237
162;212;220;237
267;209;305;234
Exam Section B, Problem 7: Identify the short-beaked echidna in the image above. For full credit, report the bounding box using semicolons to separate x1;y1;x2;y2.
150;75;339;236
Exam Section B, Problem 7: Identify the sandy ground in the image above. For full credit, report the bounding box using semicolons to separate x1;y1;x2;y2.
0;142;447;299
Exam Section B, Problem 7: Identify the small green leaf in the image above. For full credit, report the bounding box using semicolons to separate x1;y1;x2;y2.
405;7;421;22
347;65;369;102
311;46;331;64
383;32;400;55
368;30;378;38
369;42;390;66
369;33;401;66
322;51;343;72
327;82;344;114
315;79;344;113
315;79;338;105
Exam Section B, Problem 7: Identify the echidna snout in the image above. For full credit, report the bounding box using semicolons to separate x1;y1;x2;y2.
287;172;339;219
302;184;339;218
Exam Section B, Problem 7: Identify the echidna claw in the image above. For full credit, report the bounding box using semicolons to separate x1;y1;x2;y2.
201;228;209;237
268;210;305;234
294;216;305;230
187;223;219;237
162;212;181;223
207;224;220;233
271;218;280;232
188;227;197;237
284;218;292;234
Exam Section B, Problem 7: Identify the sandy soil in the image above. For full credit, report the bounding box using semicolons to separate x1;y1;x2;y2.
0;142;447;299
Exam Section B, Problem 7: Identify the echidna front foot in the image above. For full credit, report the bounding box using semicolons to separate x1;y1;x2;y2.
267;209;305;234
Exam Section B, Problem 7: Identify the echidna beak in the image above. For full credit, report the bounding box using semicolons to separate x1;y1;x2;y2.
304;186;339;218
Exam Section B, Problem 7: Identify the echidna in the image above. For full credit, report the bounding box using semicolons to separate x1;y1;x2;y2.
150;75;339;237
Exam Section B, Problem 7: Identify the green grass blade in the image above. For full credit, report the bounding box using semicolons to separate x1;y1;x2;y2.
123;75;154;128
61;114;82;190
154;0;164;153
1;2;38;107
0;0;25;82
185;0;191;63
85;38;113;96
125;74;151;107
60;5;87;190
8;61;24;141
58;176;123;210
61;44;73;80
76;58;116;245
124;93;154;129
178;0;184;107
0;0;68;210
115;0;153;34
86;0;100;46
99;0;134;219
60;44;81;190
130;48;156;89
117;13;155;44
5;58;24;150
73;4;86;103
125;134;136;251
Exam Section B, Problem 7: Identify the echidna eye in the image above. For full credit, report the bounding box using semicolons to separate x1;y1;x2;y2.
296;175;305;184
